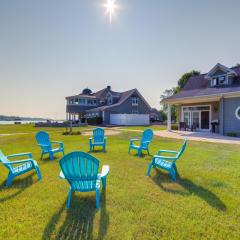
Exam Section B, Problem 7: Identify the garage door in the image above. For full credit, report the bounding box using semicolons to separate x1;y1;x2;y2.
110;114;150;125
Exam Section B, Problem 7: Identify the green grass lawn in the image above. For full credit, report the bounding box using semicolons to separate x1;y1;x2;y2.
0;124;240;240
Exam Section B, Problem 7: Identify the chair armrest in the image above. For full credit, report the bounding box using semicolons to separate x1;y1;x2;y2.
153;155;177;161
6;159;34;165
59;170;65;179
51;141;64;147
99;165;110;179
51;141;63;144
130;139;139;144
38;144;50;147
157;150;178;156
7;152;33;159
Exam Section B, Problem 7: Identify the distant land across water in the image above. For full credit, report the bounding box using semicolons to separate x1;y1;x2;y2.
0;115;65;125
0;115;50;122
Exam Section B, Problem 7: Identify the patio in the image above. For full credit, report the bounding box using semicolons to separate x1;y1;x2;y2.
154;130;240;144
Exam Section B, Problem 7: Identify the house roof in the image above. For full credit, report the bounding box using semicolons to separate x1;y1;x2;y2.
166;65;240;102
86;88;151;112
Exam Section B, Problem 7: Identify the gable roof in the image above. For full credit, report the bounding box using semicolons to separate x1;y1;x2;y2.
205;63;237;79
86;88;151;112
165;64;240;102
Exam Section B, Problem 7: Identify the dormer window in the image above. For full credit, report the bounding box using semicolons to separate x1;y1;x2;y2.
132;97;139;106
219;75;227;85
211;75;228;87
211;77;217;87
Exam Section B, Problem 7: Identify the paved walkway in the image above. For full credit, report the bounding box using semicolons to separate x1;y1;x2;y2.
154;130;240;145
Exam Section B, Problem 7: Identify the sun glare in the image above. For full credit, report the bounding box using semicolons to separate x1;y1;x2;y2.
104;0;117;23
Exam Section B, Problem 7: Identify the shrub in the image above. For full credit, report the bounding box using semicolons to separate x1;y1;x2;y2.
62;131;81;136
87;117;103;125
171;124;178;130
226;132;238;137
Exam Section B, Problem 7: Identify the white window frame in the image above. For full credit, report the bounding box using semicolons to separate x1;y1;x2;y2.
181;104;211;131
132;97;139;106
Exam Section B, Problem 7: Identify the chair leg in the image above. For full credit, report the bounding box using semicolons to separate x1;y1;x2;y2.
138;149;142;157
102;177;107;189
40;152;43;160
96;188;100;209
169;168;176;182
103;144;106;152
147;148;150;155
128;146;131;154
67;189;73;209
49;152;54;160
35;166;42;181
62;149;65;156
147;162;153;176
173;163;179;179
5;173;14;187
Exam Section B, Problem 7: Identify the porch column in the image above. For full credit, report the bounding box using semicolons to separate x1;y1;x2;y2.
102;111;105;123
66;112;68;121
167;103;171;131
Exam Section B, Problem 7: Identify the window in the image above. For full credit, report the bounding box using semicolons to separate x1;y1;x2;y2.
70;98;74;104
79;99;86;105
182;106;210;111
132;110;139;114
235;106;240;120
74;98;79;104
132;97;139;105
211;75;228;86
211;77;217;86
219;75;227;85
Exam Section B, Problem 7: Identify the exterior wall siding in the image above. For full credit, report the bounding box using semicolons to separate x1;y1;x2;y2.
223;97;240;135
109;94;150;115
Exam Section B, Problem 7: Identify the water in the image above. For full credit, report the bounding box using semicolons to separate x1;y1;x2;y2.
0;120;47;125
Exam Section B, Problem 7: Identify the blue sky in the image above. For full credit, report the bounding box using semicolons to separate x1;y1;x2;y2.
0;0;240;119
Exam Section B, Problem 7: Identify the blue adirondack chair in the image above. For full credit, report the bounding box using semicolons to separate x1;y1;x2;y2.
89;128;107;152
128;129;154;157
147;139;188;181
36;131;64;160
59;151;110;209
0;150;42;187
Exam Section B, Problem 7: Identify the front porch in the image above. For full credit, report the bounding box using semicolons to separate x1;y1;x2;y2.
166;96;223;134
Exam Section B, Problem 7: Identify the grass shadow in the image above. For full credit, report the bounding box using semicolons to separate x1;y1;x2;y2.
42;190;109;240
0;172;35;202
151;169;226;211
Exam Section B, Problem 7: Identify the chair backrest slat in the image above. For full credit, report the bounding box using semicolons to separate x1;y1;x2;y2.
36;131;52;151
93;128;104;143
0;150;14;172
176;139;188;159
60;152;99;191
141;129;154;148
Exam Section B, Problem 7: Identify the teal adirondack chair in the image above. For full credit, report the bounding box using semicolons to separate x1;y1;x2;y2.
0;150;42;187
147;139;188;181
59;151;110;209
89;128;107;152
128;129;154;157
36;131;64;160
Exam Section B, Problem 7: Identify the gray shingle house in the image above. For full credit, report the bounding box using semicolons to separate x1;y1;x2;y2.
66;86;151;125
164;63;240;135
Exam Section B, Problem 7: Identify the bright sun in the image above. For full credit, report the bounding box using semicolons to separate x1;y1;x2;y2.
104;0;117;23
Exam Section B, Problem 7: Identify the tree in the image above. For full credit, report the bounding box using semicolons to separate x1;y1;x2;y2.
160;88;178;121
177;70;200;89
160;70;201;121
